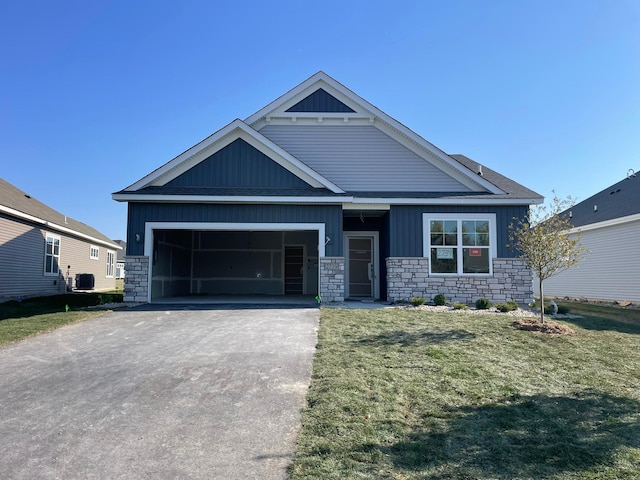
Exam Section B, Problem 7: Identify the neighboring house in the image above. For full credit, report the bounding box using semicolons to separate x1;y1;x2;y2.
537;170;640;303
0;177;122;301
114;240;126;279
112;72;542;304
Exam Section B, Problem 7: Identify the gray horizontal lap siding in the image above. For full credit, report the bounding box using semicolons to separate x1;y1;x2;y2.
390;205;528;258
126;203;343;256
259;125;473;192
167;138;313;189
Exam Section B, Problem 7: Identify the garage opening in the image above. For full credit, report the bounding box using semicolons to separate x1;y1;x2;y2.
149;229;320;302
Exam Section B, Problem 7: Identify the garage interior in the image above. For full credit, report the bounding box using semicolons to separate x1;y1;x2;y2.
150;230;319;301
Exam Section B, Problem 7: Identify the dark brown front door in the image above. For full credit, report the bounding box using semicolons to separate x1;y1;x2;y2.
348;237;373;297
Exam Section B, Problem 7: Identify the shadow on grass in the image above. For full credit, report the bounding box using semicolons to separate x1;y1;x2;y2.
357;329;475;347
0;293;123;321
560;315;640;335
384;390;640;479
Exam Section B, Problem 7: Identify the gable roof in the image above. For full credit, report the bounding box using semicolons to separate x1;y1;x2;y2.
119;119;344;194
0;177;121;250
245;72;510;195
562;169;640;228
114;72;542;206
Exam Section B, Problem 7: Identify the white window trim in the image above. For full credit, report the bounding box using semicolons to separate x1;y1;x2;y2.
90;245;100;260
44;233;61;276
422;213;497;276
106;250;115;278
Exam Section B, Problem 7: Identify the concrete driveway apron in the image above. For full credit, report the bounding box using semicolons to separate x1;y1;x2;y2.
0;305;319;479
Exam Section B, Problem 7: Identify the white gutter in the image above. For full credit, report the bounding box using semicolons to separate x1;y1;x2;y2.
112;194;351;204
112;193;541;206
0;205;122;250
566;212;640;234
350;197;543;206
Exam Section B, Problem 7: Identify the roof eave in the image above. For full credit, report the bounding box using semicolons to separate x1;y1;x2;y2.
0;204;121;249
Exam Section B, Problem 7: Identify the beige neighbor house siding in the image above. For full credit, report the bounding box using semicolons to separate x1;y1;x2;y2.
0;214;64;299
535;217;640;302
0;214;117;301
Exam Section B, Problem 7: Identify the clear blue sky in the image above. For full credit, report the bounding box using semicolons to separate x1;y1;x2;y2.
2;1;638;240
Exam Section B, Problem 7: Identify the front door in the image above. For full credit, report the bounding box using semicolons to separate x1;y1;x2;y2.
346;235;377;298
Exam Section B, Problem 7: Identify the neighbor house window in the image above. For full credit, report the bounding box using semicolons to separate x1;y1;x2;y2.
106;250;115;277
44;234;61;275
423;213;496;275
90;246;99;260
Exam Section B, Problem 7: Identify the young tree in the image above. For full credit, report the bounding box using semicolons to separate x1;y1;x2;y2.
509;193;587;323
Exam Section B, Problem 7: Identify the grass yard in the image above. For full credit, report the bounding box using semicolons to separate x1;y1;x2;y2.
0;293;119;346
290;307;640;479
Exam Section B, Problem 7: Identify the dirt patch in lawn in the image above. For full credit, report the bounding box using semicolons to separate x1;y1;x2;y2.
512;318;575;335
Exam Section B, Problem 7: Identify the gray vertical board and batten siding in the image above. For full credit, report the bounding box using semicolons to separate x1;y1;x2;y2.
259;125;473;193
389;205;528;258
167;138;314;189
126;203;344;257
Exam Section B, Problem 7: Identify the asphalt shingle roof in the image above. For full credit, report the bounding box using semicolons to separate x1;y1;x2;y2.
560;170;640;227
0;177;119;248
449;154;543;201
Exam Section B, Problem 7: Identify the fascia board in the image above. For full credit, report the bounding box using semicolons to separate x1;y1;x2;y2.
0;205;122;250
342;203;390;210
245;72;505;195
111;194;351;204
566;212;640;234
350;197;542;206
111;193;538;207
123;120;344;194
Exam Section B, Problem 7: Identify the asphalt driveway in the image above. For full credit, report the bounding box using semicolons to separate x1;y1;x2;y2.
0;305;319;479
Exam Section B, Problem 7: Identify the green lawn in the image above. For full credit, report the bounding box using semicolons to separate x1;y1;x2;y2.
290;306;640;479
0;293;119;346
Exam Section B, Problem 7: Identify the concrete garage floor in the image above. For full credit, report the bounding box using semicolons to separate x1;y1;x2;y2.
152;294;319;307
0;306;319;479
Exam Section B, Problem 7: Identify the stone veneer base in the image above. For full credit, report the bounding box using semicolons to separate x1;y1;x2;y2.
319;257;345;303
386;257;533;305
123;256;149;303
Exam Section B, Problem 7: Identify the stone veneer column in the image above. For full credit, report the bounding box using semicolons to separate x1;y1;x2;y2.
386;257;533;305
319;257;345;303
123;256;149;303
386;258;430;302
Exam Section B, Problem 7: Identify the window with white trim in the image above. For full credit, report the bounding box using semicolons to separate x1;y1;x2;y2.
90;245;99;260
423;213;496;275
106;250;115;278
44;234;61;275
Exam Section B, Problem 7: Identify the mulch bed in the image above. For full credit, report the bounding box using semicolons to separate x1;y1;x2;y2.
512;318;575;335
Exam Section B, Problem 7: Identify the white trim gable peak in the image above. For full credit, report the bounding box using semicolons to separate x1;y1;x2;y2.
245;71;505;195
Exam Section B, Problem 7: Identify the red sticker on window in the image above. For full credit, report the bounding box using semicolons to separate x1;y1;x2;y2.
469;248;482;257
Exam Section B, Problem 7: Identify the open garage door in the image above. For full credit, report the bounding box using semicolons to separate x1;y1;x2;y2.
146;225;323;302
